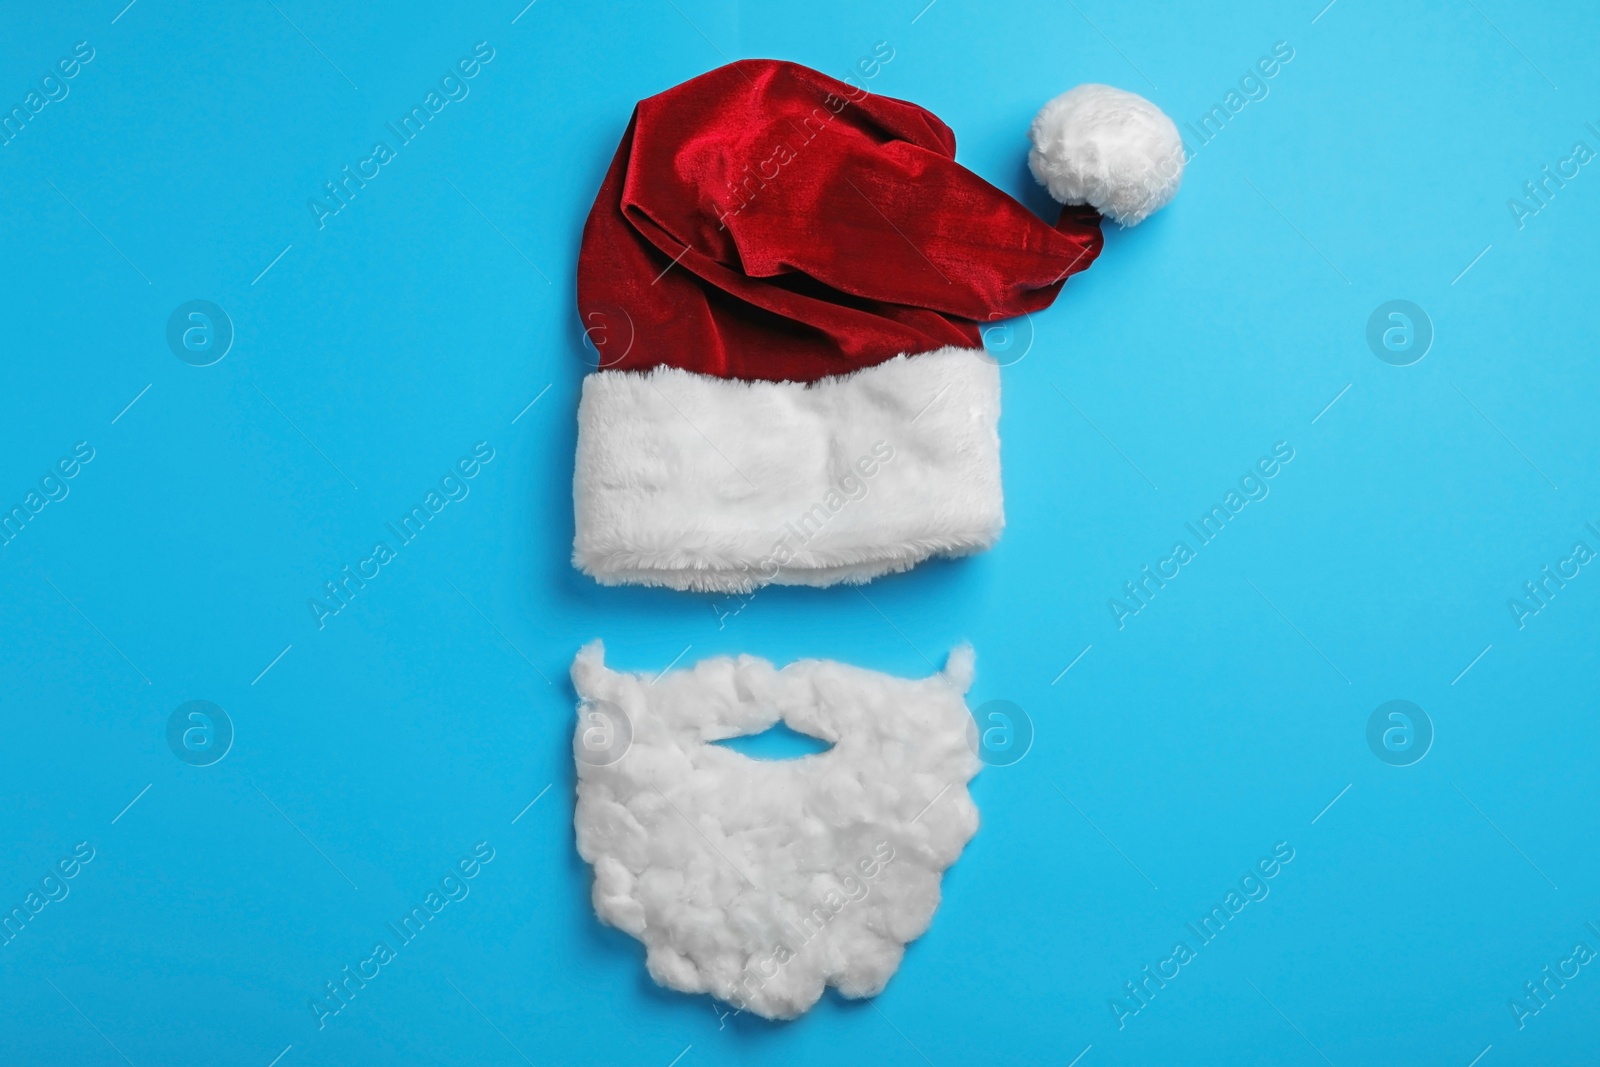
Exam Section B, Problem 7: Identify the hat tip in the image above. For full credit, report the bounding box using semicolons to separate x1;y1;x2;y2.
1027;83;1184;226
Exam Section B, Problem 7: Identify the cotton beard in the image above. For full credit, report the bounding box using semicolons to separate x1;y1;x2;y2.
570;642;982;1019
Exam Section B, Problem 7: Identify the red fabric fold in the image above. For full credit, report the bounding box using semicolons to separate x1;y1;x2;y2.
578;59;1103;383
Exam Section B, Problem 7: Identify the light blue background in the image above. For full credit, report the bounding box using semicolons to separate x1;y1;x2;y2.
3;1;1598;1064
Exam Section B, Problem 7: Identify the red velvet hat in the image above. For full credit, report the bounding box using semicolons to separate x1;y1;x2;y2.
572;60;1182;592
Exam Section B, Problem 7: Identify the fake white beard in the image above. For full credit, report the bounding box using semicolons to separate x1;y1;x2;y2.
570;641;982;1020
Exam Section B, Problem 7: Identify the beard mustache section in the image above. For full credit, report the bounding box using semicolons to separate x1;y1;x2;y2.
571;641;982;1020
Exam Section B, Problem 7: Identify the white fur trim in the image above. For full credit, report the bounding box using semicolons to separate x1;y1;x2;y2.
1028;83;1184;226
572;348;1003;592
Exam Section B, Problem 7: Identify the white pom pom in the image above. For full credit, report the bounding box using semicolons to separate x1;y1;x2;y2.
1028;84;1184;226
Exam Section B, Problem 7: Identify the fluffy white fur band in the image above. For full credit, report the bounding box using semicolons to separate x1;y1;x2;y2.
1029;83;1184;226
571;641;981;1019
571;347;1003;592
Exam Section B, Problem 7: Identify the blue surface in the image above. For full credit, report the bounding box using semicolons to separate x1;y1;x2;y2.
3;1;1598;1064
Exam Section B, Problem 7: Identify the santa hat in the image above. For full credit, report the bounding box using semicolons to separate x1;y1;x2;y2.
572;61;1181;593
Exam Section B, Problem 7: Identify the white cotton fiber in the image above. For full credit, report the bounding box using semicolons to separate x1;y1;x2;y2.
570;642;982;1020
1028;83;1184;226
